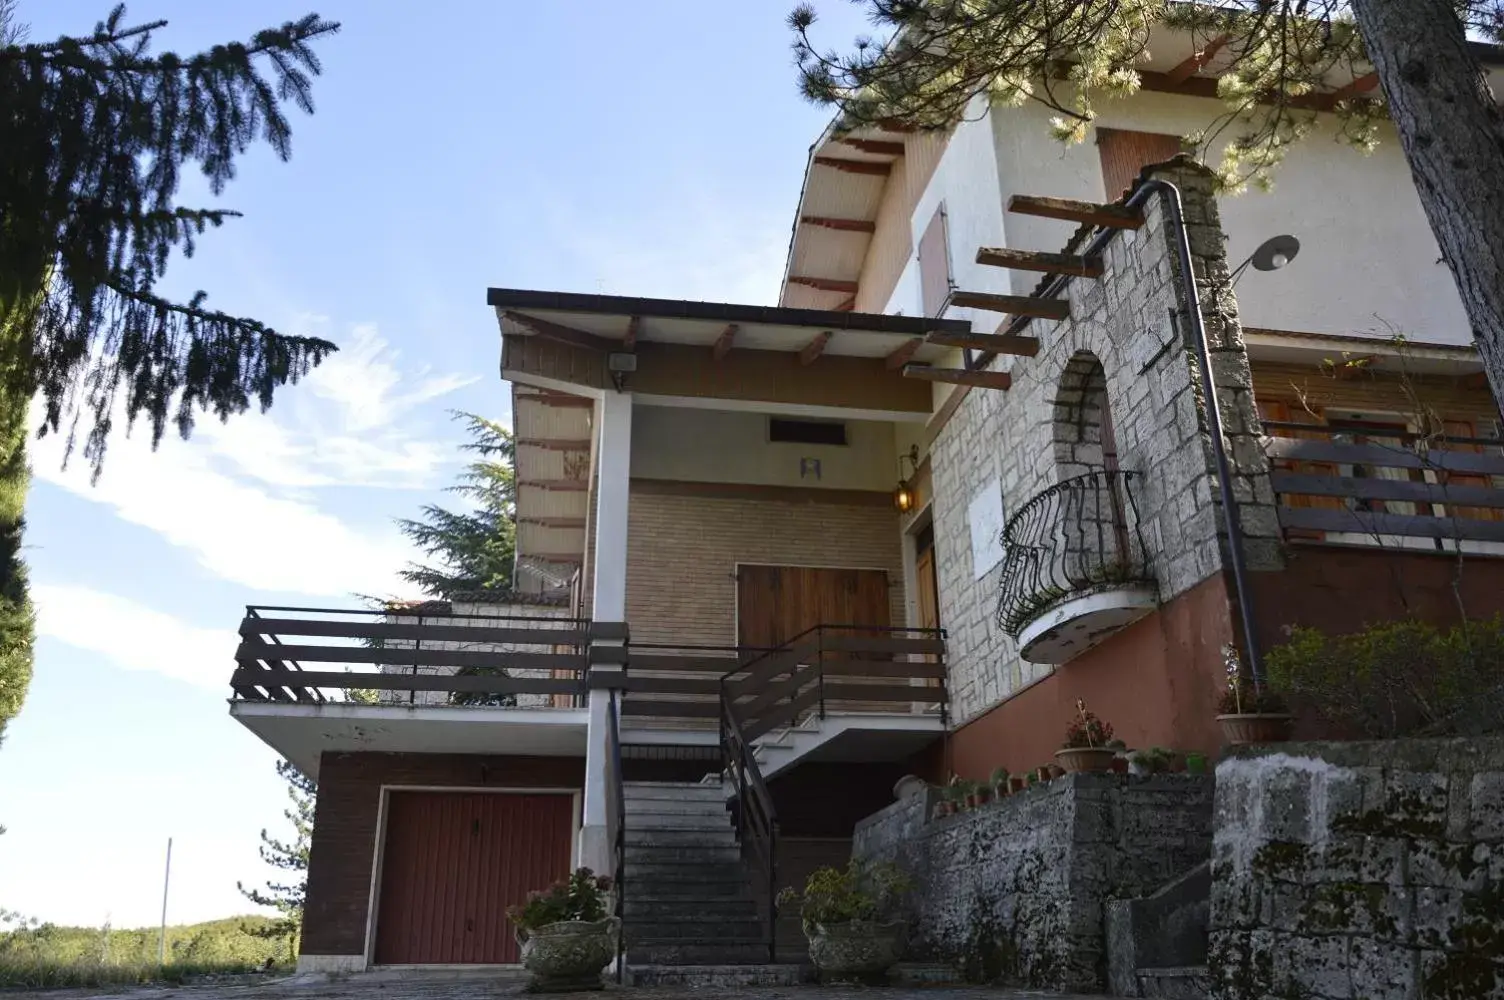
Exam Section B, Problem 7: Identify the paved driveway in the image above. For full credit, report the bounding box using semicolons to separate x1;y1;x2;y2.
0;969;1132;1000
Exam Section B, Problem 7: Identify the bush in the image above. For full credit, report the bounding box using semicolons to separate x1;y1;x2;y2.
1266;616;1504;739
506;868;612;936
777;859;910;929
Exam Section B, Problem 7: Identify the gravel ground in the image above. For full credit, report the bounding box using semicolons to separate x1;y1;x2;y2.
0;969;1132;1000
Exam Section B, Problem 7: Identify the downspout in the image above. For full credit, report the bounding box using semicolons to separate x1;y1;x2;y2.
979;175;1266;686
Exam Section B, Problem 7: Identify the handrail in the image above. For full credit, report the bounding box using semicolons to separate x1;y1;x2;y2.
719;691;779;963
606;688;626;984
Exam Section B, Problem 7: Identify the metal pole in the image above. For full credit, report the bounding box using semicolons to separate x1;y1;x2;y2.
158;837;173;965
1140;179;1266;688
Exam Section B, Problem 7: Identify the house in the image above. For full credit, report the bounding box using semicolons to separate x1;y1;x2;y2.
226;32;1504;976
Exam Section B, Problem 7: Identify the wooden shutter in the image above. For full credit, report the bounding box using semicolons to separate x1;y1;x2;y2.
1097;129;1184;200
1440;419;1504;522
918;205;951;318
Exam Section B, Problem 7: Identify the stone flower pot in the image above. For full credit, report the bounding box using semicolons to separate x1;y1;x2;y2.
519;917;619;992
1216;713;1293;746
1054;746;1118;773
806;919;907;980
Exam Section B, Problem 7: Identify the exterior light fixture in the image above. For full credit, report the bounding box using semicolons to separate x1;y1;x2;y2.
1230;234;1301;285
894;444;921;513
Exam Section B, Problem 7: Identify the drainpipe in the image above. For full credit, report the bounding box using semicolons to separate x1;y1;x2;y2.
983;175;1266;687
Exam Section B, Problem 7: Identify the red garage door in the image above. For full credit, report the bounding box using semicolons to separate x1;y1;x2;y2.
373;791;575;964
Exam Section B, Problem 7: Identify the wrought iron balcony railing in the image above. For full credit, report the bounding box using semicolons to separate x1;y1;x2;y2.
995;470;1153;639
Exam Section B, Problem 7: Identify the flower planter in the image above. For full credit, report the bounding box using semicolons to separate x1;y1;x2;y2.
806;919;907;981
519;917;619;992
1217;713;1293;746
1054;747;1118;773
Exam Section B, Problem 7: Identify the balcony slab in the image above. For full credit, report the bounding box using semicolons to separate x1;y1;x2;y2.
1017;585;1158;664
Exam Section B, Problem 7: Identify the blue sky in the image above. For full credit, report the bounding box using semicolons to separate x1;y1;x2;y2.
0;0;872;929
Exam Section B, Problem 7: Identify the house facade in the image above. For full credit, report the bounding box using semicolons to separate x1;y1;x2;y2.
227;37;1504;975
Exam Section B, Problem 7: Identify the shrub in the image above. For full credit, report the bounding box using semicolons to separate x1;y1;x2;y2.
777;860;910;929
506;868;612;937
1265;616;1504;739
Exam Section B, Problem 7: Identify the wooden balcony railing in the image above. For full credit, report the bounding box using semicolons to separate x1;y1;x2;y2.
230;605;602;706
1263;421;1504;545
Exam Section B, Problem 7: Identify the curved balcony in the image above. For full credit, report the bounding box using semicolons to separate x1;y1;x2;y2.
996;470;1157;664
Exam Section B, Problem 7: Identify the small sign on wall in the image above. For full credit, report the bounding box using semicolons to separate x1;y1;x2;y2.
968;479;1006;580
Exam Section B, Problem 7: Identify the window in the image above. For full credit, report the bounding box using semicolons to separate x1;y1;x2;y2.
769;418;848;446
917;204;952;318
1097;128;1184;201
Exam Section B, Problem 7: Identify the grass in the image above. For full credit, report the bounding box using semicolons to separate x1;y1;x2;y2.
0;958;289;990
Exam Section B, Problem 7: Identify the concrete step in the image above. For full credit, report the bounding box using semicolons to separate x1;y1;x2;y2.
1138;965;1211;999
890;962;967;986
625;940;772;965
626;964;807;989
625;881;753;901
624;844;741;864
624;898;760;920
625;810;731;830
625;915;764;940
624;828;738;848
625;798;729;816
623;782;726;801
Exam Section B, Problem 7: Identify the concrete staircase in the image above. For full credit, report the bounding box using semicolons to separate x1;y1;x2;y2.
620;781;771;966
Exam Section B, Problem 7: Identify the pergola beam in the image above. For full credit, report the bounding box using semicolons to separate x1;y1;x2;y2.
975;246;1104;278
1332;71;1379;100
516;438;593;451
926;331;1040;358
885;338;923;370
505;311;616;352
836;137;906;157
1007;195;1145;230
1165;34;1231;85
518;517;588;529
949;289;1070;319
789;275;860;294
518;479;591;491
812;156;892;176
903;364;1012;391
799;331;833;365
516;393;595;408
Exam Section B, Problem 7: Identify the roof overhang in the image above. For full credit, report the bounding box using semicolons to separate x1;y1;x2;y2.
231;702;589;779
1244;328;1484;376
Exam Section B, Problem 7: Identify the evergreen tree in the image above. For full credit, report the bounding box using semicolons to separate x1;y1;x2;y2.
237;760;315;965
790;0;1504;408
397;411;518;599
0;4;340;743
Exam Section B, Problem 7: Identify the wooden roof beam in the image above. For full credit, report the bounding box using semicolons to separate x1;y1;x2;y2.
623;315;640;351
518;517;588;529
1332;71;1379;101
801;215;878;233
885;338;923;370
975;246;1104;278
712;323;739;361
527;553;586;565
519;479;591;491
927;330;1040;358
516;438;592;451
1165;33;1230;85
833;295;857;312
813;156;892;176
903;364;1012;391
505;311;616;352
836;137;906;157
799;331;833;365
516;393;595;408
788;276;860;294
949;289;1070;320
1007;195;1145;229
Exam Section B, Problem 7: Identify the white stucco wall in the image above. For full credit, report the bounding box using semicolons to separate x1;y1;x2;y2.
986;93;1469;344
629;404;898;491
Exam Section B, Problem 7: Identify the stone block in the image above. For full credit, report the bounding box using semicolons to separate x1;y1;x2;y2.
1409;839;1491;892
1470;772;1504;842
1348;938;1420;1000
1413;886;1468;950
1419;947;1504;999
1279;932;1352;999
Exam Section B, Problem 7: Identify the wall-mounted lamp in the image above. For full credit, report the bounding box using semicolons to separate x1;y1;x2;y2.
893;444;921;513
1229;234;1301;286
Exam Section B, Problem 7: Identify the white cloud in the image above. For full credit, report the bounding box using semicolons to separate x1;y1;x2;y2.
32;584;232;690
29;323;472;598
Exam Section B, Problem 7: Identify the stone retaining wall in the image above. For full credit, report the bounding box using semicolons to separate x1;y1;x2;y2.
1209;739;1504;1000
852;773;1213;992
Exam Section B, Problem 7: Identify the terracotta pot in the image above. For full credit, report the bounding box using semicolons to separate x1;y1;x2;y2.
1054;747;1118;774
1109;756;1129;775
993;783;1009;799
1217;713;1293;746
806;920;907;980
1009;776;1027;793
1034;766;1052;782
519;917;619;992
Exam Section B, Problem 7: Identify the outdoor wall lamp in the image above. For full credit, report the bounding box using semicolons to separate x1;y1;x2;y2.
894;444;921;513
1229;234;1301;285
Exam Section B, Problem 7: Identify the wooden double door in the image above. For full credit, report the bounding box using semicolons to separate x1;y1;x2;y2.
736;565;891;649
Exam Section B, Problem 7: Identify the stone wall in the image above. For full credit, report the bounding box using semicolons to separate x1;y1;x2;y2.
1209;739;1504;1000
852;773;1213;991
928;158;1280;725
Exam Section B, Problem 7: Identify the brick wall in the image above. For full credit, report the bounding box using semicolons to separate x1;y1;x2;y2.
301;752;583;961
624;486;906;645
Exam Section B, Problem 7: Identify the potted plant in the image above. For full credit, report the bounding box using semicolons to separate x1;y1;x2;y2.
1055;699;1118;773
990;766;1010;798
1033;765;1052;783
1185;751;1208;775
1008;774;1028;793
778;860;911;982
1129;746;1175;776
1217;644;1292;745
507;868;618;992
965;779;990;809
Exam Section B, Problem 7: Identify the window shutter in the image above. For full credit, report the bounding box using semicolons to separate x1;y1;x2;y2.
918;205;952;318
1097;129;1184;201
